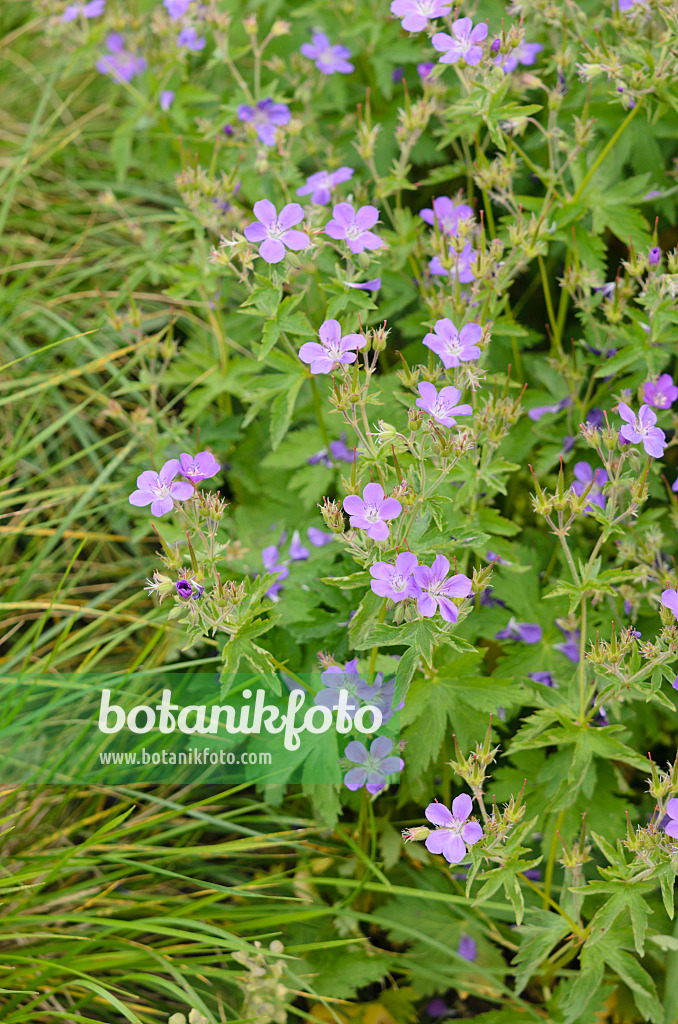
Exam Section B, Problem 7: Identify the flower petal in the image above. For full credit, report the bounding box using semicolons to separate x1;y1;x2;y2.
425;801;455;827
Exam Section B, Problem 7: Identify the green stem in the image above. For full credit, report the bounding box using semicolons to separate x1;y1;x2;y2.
571;101;643;204
543;809;566;909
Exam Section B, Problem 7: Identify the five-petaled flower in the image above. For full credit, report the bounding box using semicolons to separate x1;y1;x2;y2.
343;482;402;541
416;382;472;427
413;555;472;622
432;18;488;66
420;196;473;235
237;99;290;146
298;319;365;374
571;462;608;513
315;659;367;718
244;200;310;264
179;451;220;483
618;402;667;458
390;0;451;33
424;795;483;863
643;374;678;410
494;40;543;73
300;32;354;74
370;552;420;601
343;736;404;795
325;203;383;254
129;459;194;517
297;167;354;205
423;319;482;368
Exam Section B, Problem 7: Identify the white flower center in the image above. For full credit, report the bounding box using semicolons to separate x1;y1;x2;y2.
364;503;380;521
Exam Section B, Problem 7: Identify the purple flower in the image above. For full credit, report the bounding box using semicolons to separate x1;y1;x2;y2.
344;736;404;795
480;588;505;609
586;408;604;428
429;241;476;282
346;278;381;291
262;545;289;601
663;799;678;839
495;41;543;73
390;0;451;33
527;395;571;421
160;89;175;111
495;618;543;644
420;197;473;235
344;482;402;541
555;626;580;663
643;374;678;409
237;99;290;146
529;671;557;688
301;32;354;74
571;462;608;513
244;200;310;264
96;34;147;83
413;556;472;623
661;589;678;621
649;246;661;266
416;382;472;427
308;433;358;467
298;319;365;374
457;934;477;961
289;530;309;561
297;167;354;205
591;705;609;727
417;62;435;79
176;578;204;600
427;999;451;1018
177;26;205;51
164;0;192;17
424;795;483;863
370;552;420;601
128;459;194;517
179;451;220;483
308;526;334;547
62;0;105;21
423;319;482;368
359;672;401;724
432;18;488;66
618;402;667;458
325;203;383;255
315;659;365;718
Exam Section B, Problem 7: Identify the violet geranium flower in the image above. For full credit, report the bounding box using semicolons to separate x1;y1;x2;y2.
96;34;147;83
62;0;105;21
527;396;571;421
428;241;476;282
298;319;365;374
177;26;205;51
661;589;678;622
370;552;420;601
237;99;290;146
663;800;678;839
390;0;451;33
297;167;354;205
346;278;381;291
244;200;310;264
176;578;204;600
555;626;580;663
344;736;404;795
300;32;354;74
413;556;472;623
289;530;309;561
420;197;473;235
179;451;220;483
423;319;482;368
457;935;477;961
571;462;608;513
164;0;192;17
495;41;543;73
128;459;194;517
262;545;289;601
325;203;383;255
315;659;366;718
307;526;334;547
618;402;667;458
424;794;483;863
643;374;678;410
432;18;488;66
343;483;402;541
416;382;472;427
495;618;543;644
529;671;557;688
160;90;175;111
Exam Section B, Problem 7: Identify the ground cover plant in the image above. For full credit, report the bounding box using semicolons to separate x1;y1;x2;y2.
3;0;678;1020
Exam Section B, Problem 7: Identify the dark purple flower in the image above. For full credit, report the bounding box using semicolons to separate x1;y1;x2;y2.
457;934;477;961
417;62;435;79
297;167;354;205
649;246;661;266
390;0;451;32
307;526;334;547
529;671;557;688
425;795;483;862
370;552;420;601
495;619;543;644
299;319;365;374
427;999;451;1018
571;461;608;512
413;556;472;623
176;578;204;600
179;451;220;483
416;382;472;427
164;0;192;17
346;278;381;291
480;588;505;609
495;40;543;73
423;319;481;368
301;33;353;74
344;736;404;794
432;18;488;65
129;459;194;517
160;89;175;110
96;34;147;83
523;868;543;881
62;0;105;21
237;99;290;146
344;482;402;541
555;626;580;663
177;26;205;51
618;402;667;458
244;200;310;264
262;545;289;601
586;408;604;428
420;196;473;235
591;704;609;727
392;67;405;82
289;530;309;561
643;374;678;409
429;241;476;282
527;395;571;421
325;202;383;255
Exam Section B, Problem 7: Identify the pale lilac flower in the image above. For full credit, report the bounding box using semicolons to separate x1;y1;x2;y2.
96;34;147;82
289;530;309;561
495;618;543;644
643;374;678;409
529;671;557;688
344;482;402;541
308;526;334;547
571;462;608;512
370;552;420;601
177;26;205;51
495;40;543;73
664;800;678;839
423;319;481;368
417;62;435;79
301;32;354;74
457;935;477;961
618;402;667;458
618;0;649;11
424;795;483;863
237;99;290;146
528;396;571;421
244;200;310;264
315;659;366;718
661;589;678;621
416;382;472;427
298;319;365;374
128;459;194;517
429;241;476;282
359;673;401;724
297;167;354;205
325;203;383;255
432;18;488;66
160;90;175;110
346;278;381;291
164;0;192;17
555;626;580;663
62;0;105;21
390;0;451;33
649;246;661;266
413;556;472;623
179;451;220;483
262;545;289;601
344;737;404;795
420;197;473;235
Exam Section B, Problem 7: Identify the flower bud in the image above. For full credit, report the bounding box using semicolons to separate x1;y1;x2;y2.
319;497;345;533
649;246;661;267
